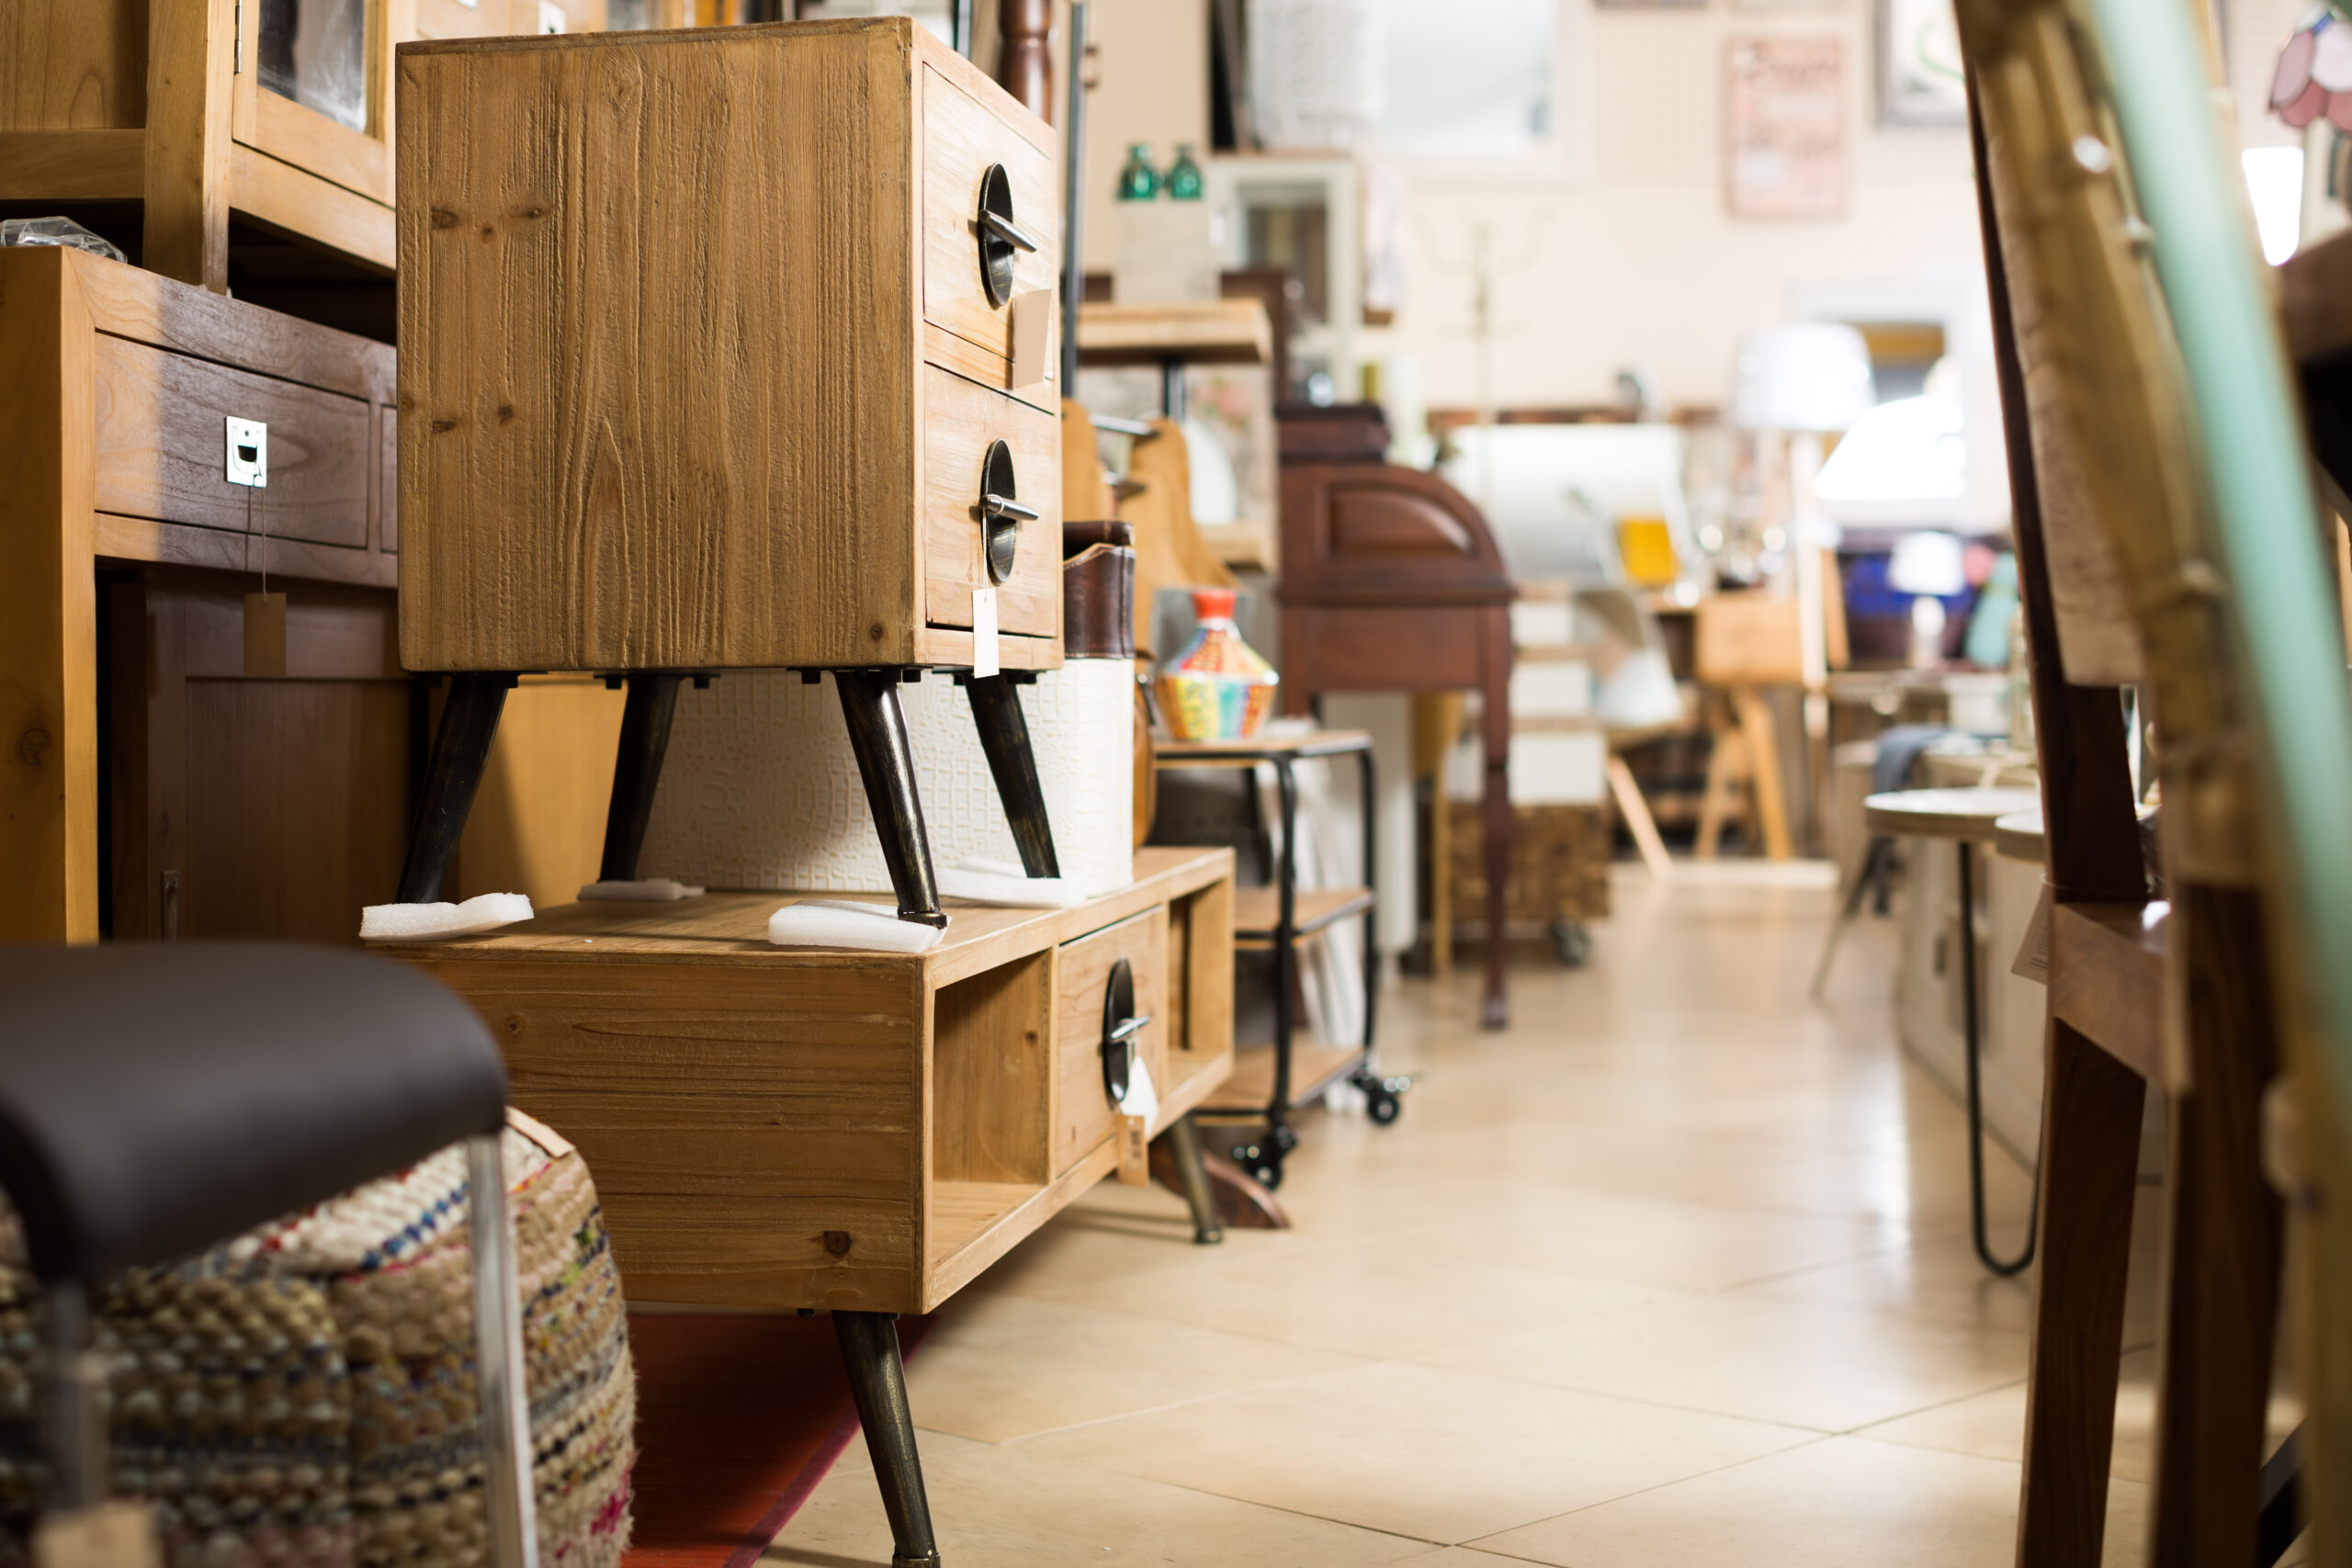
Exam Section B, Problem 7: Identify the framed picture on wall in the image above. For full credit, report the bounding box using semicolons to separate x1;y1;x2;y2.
1879;0;1969;125
1724;37;1846;218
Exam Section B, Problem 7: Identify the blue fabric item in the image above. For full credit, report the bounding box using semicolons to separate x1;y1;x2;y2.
1871;724;1957;794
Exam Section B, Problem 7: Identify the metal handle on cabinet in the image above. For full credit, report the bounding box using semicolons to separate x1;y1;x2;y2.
979;209;1041;253
1100;957;1146;1105
978;440;1025;586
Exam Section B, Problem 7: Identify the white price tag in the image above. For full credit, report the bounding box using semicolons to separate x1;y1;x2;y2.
1010;288;1053;393
972;586;999;679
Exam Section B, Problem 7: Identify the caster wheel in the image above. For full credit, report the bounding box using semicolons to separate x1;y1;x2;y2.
1551;919;1593;968
1229;1140;1286;1190
1366;1088;1401;1125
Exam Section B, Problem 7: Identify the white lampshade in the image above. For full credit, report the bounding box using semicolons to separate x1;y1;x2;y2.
1733;322;1876;433
1886;530;1968;596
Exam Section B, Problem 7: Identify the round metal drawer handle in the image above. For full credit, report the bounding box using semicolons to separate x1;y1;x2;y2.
978;439;1031;586
977;164;1032;309
1100;956;1151;1106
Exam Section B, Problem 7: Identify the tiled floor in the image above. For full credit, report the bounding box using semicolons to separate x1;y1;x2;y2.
765;863;2217;1566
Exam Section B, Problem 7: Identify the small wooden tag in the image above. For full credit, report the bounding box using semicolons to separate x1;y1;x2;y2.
243;591;287;678
35;1501;161;1568
1115;1111;1150;1184
1010;288;1053;392
971;587;1000;679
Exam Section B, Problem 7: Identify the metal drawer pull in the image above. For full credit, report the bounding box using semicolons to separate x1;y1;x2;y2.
1100;957;1148;1105
978;440;1026;585
979;209;1041;253
977;164;1023;308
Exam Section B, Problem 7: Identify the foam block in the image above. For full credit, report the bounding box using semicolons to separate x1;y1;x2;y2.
765;900;946;953
578;879;706;902
359;893;534;942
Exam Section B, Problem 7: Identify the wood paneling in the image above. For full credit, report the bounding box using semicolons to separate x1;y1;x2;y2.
396;19;1058;672
228;141;396;272
0;0;145;129
92;333;372;547
921;362;1063;637
0;129;144;197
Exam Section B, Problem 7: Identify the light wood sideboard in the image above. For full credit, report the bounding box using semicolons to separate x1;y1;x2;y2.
382;845;1236;1313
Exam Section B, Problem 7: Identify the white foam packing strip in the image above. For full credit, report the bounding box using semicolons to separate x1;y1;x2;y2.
937;858;1085;908
578;878;705;901
637;661;1136;899
766;900;945;953
359;892;534;942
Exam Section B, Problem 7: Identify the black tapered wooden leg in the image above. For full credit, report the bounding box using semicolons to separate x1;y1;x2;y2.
833;1312;942;1568
599;673;684;881
397;673;512;904
964;674;1061;878
836;670;947;927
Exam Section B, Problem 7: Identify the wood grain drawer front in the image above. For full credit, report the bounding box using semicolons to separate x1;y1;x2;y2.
922;64;1057;377
92;336;371;549
922;365;1061;637
1053;906;1168;1176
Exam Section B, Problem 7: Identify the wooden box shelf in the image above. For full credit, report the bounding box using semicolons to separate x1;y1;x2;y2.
381;846;1234;1314
394;17;1065;676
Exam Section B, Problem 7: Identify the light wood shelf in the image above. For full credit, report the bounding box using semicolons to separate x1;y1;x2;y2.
1234;886;1373;947
1201;1042;1367;1114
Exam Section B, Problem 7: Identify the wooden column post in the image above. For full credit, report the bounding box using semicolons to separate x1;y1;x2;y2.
143;0;236;292
996;0;1053;122
0;251;102;942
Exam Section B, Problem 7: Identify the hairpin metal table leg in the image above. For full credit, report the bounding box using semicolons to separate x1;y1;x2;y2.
1960;840;2040;1276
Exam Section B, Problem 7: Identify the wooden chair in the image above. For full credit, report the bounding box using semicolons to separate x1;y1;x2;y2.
1959;1;2352;1560
1691;592;1799;861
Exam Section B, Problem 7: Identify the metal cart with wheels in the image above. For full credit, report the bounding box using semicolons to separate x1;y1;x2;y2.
1156;729;1397;1189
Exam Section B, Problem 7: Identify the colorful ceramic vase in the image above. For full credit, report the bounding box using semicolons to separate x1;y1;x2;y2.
1156;588;1278;741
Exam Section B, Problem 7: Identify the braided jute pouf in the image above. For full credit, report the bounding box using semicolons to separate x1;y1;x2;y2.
0;1111;635;1568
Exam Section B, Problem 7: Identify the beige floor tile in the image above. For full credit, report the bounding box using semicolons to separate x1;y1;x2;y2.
1736;1233;2040;1334
902;1292;1363;1442
1027;1230;1667;1359
1470;1437;2152;1568
769;1436;1436;1567
1428;1288;2029;1431
1011;1359;1815;1545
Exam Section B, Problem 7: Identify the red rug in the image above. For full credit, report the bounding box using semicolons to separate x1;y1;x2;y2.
622;1314;935;1568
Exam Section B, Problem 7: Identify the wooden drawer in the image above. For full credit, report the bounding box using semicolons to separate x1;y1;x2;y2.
922;62;1059;378
922;364;1062;637
1052;906;1168;1177
92;335;372;549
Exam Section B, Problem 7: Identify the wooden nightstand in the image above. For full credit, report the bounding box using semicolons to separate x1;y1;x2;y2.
387;18;1072;930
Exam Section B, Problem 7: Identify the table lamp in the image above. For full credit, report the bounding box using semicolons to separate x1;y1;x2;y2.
1886;529;1969;668
1733;322;1876;733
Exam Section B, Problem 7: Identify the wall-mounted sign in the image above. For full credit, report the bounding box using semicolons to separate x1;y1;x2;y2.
1725;37;1848;219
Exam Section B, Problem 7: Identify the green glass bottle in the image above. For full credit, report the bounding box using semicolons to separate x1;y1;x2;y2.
1166;143;1204;201
1117;143;1159;201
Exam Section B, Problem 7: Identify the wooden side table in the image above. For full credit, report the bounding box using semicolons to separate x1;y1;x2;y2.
384;845;1236;1568
1154;729;1397;1190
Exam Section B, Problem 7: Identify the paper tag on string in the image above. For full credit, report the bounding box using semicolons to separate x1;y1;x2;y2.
2011;885;2052;985
243;592;287;678
1114;1055;1158;1185
1010;288;1053;392
972;587;1000;679
35;1502;161;1568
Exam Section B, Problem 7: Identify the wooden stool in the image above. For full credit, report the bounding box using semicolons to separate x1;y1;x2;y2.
1864;786;2043;1277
